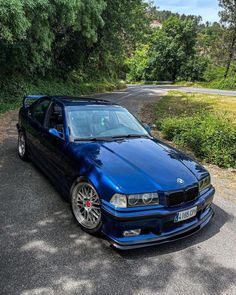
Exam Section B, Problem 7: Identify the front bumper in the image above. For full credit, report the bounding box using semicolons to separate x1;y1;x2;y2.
101;186;215;250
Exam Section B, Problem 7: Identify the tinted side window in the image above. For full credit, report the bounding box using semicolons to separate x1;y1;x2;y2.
46;103;65;138
31;99;50;125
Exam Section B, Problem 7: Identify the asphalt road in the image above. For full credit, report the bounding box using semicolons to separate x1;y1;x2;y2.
0;85;236;295
128;84;236;97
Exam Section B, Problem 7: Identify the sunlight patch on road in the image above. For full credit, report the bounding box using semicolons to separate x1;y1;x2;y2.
21;287;54;295
55;277;93;293
21;240;58;254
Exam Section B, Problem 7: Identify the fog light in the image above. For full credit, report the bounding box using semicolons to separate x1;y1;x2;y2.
123;229;141;237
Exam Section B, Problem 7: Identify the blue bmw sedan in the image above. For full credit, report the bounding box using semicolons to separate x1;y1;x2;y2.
17;95;215;249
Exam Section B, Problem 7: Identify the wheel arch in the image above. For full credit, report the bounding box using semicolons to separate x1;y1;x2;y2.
70;170;119;203
70;175;98;199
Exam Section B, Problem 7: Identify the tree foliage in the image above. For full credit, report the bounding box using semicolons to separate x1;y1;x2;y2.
126;45;150;81
0;0;149;81
149;17;198;81
197;22;226;64
147;6;202;25
127;16;207;81
82;0;150;80
0;1;236;88
126;2;236;85
219;0;236;77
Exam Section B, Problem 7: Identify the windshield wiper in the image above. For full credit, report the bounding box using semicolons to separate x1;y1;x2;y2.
74;134;150;142
74;137;113;142
112;134;150;139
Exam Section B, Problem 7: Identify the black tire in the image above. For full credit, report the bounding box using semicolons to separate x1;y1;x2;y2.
18;130;30;161
70;178;103;235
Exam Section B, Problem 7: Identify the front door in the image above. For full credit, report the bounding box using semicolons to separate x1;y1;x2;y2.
41;102;72;191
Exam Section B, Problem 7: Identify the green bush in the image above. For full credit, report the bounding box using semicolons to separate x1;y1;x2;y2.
203;64;226;82
160;114;236;168
208;77;236;90
199;63;236;90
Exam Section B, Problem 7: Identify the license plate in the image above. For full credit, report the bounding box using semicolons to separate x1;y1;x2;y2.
174;206;197;223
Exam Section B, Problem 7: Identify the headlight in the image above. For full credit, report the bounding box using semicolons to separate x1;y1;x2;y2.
142;193;154;205
110;194;127;208
128;194;139;206
199;176;211;192
128;192;159;207
110;192;159;208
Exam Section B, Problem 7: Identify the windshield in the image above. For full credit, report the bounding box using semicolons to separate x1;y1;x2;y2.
66;106;149;140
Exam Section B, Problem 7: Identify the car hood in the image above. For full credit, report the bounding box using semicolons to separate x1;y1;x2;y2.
71;138;208;194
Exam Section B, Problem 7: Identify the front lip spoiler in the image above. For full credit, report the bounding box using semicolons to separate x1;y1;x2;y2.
107;208;214;250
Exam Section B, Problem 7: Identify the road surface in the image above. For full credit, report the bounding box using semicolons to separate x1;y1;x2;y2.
0;85;235;295
128;84;236;97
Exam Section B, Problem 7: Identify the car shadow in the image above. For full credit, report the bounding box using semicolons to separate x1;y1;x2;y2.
117;203;234;259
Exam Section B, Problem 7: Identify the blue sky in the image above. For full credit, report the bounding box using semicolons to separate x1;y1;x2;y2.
153;0;220;23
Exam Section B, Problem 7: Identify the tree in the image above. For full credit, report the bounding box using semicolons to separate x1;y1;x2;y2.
147;5;202;26
0;0;150;81
0;0;107;78
125;45;150;81
197;22;226;65
219;0;236;78
69;0;151;80
0;0;31;77
95;0;150;74
148;17;198;81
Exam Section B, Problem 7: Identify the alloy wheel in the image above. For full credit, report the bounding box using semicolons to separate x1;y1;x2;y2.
72;182;101;230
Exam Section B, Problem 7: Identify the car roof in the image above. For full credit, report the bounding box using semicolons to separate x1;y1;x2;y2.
51;96;116;107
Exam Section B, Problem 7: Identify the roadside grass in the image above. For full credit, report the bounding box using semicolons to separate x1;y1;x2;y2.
155;91;236;168
174;79;236;91
0;78;126;114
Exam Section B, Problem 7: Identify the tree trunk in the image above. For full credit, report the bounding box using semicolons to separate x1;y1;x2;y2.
171;69;177;82
224;31;236;79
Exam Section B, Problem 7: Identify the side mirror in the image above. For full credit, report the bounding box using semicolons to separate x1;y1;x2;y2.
49;128;61;138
